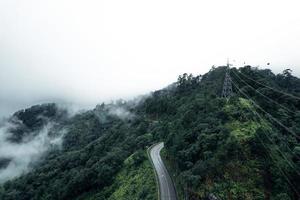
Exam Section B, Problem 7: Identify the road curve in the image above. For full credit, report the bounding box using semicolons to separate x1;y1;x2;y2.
149;142;178;200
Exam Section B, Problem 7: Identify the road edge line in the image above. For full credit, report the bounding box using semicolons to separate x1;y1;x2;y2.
160;149;180;200
147;143;161;200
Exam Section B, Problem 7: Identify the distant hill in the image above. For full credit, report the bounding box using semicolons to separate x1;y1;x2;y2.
0;66;299;200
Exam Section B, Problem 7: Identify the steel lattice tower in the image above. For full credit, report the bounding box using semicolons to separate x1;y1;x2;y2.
221;62;233;98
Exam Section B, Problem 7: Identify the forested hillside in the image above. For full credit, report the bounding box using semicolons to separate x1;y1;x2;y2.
140;66;300;200
0;66;299;200
0;103;157;200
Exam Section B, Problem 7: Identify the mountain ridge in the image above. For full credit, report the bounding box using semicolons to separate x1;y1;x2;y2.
0;66;299;200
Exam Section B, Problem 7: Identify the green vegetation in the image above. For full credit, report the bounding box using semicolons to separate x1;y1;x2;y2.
106;152;156;200
80;151;156;200
0;104;157;200
0;66;299;200
141;66;300;199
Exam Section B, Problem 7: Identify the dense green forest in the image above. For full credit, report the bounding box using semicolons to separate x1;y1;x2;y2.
0;66;299;200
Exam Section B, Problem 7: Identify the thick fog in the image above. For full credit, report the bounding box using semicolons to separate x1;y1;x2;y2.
1;0;300;118
0;121;65;183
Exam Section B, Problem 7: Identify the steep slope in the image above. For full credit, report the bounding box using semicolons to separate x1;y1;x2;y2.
0;103;157;200
140;66;300;199
0;66;299;200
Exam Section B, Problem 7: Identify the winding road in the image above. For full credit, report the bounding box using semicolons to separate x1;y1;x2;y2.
149;142;178;200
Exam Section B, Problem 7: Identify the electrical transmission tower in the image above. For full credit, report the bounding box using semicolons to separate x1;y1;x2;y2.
221;61;233;98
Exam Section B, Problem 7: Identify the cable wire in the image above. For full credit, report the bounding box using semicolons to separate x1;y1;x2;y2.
237;70;300;100
232;70;298;115
232;70;300;160
230;80;300;196
229;77;300;140
230;79;300;173
232;70;300;159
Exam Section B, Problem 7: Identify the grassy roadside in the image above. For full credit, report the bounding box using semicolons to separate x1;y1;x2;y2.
83;151;157;200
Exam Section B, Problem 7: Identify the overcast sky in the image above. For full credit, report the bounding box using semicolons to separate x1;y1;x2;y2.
0;0;300;118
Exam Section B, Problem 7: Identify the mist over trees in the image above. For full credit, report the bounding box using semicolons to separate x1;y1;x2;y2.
0;66;299;200
0;104;67;183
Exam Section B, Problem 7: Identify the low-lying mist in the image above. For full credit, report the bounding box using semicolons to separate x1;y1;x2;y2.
0;120;66;183
0;100;141;183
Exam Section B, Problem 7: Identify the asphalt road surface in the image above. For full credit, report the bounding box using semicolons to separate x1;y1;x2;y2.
149;142;178;200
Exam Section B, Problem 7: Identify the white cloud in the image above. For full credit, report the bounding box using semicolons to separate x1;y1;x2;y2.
0;0;299;117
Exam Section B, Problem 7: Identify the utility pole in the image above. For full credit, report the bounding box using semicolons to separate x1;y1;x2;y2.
221;59;233;99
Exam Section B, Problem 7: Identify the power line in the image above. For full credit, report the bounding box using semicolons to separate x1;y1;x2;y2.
251;107;300;170
252;105;299;140
230;79;300;173
258;138;300;197
230;77;300;154
232;70;300;160
237;70;300;101
230;76;300;140
232;70;298;115
230;80;300;196
251;108;300;161
256;135;299;197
